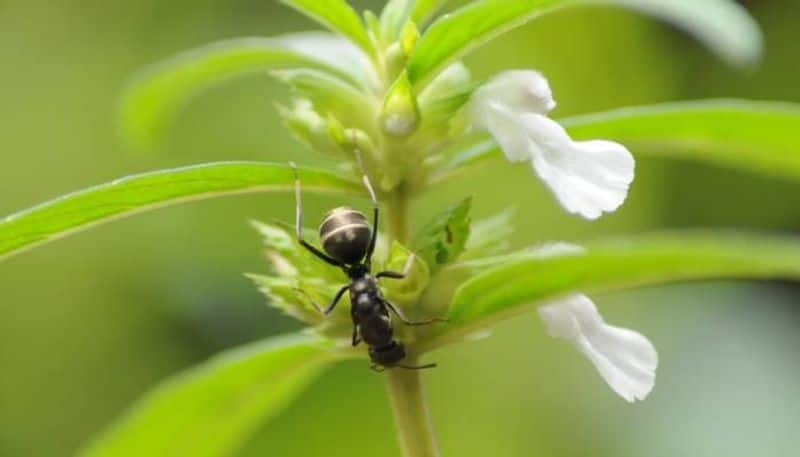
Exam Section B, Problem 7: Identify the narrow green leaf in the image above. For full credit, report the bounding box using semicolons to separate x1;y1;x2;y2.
418;62;475;124
0;162;359;262
408;0;762;86
413;197;472;271
439;100;800;181
273;69;379;136
564;100;800;178
247;220;354;333
462;209;514;258
279;0;375;56
425;232;800;350
380;0;415;42
80;333;346;457
411;0;452;25
120;35;368;150
381;241;431;306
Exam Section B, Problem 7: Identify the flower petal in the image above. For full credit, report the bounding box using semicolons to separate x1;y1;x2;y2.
538;294;657;402
469;70;556;130
477;70;555;114
482;103;535;162
521;113;634;220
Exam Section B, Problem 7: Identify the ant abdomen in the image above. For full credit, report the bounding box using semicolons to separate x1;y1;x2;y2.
319;207;372;264
359;312;393;347
369;340;406;367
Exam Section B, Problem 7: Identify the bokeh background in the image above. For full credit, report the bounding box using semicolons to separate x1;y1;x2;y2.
2;1;800;456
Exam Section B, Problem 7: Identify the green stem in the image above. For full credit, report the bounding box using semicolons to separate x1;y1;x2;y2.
386;184;410;243
385;355;440;457
384;185;440;457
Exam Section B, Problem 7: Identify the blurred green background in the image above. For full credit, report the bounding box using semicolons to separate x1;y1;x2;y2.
2;1;800;456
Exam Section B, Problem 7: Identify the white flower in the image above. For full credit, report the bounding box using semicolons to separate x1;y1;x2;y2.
539;294;657;402
469;70;634;220
531;242;657;402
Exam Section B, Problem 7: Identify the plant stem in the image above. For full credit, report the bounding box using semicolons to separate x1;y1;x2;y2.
384;185;440;457
386;184;410;243
385;355;440;457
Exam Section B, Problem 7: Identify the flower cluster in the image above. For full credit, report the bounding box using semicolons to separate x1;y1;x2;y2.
467;72;654;401
468;70;635;220
225;4;657;402
265;34;656;400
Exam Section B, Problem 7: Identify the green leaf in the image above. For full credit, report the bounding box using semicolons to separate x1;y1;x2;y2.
413;197;472;271
79;333;346;457
418;62;475;125
462;209;514;258
424;232;800;350
0;162;359;262
380;0;415;42
407;0;762;86
411;0;452;25
563;100;800;178
381;241;431;306
247;220;354;332
278;0;375;57
440;100;800;181
120;35;368;150
272;69;379;136
276;99;342;157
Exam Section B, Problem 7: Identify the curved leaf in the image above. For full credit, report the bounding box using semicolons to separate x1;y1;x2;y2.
437;100;800;181
412;0;452;25
121;34;367;150
80;333;346;457
380;0;415;42
564;100;800;177
0;162;359;261
423;232;800;350
408;0;762;86
278;0;374;57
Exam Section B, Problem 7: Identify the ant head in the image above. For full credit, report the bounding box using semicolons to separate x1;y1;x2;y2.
319;207;372;265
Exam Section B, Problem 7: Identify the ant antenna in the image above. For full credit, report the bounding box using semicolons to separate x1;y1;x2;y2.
352;147;377;204
289;161;303;240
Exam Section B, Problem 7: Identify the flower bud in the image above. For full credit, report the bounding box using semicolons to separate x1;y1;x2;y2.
384;21;418;81
276;99;339;156
400;21;419;56
380;71;420;137
272;69;378;136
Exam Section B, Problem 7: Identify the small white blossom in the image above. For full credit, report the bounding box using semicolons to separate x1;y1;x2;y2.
531;243;657;402
469;70;634;220
539;294;657;402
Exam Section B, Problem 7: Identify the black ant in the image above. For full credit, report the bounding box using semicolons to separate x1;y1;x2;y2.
291;162;445;371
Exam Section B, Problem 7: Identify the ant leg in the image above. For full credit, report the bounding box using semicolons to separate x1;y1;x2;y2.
370;364;386;373
376;253;416;280
294;284;349;315
383;299;448;326
396;362;438;370
353;149;380;265
290;162;343;268
323;285;350;315
351;324;361;347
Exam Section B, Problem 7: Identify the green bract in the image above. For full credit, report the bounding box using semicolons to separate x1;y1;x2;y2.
1;0;797;456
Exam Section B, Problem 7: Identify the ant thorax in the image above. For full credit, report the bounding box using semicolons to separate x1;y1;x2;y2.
346;263;370;279
351;275;377;293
